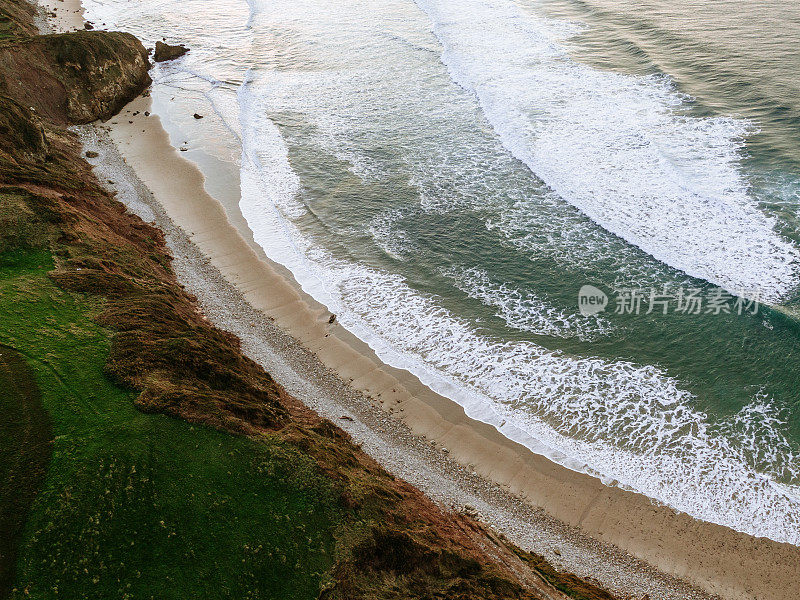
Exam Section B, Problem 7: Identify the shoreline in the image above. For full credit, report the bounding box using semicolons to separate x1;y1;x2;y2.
78;111;711;600
91;98;799;600
40;2;798;599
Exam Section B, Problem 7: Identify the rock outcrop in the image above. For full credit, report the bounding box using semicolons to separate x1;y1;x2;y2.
153;40;188;62
0;31;151;123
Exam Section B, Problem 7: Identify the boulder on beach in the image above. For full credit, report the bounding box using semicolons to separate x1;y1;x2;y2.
153;41;189;62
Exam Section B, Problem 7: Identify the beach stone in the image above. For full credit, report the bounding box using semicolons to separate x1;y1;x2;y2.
153;41;189;62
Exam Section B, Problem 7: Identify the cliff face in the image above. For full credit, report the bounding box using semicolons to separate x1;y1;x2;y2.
0;96;48;164
0;31;151;123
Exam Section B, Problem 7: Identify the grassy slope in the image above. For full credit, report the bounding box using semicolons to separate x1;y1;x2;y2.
0;0;36;41
0;244;341;599
0;289;50;596
0;191;573;600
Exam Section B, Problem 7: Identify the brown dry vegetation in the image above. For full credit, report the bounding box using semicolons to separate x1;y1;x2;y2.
0;0;36;40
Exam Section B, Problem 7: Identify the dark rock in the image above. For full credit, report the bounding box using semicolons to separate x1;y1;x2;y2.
153;41;189;62
193;113;203;119
85;150;99;158
83;22;93;30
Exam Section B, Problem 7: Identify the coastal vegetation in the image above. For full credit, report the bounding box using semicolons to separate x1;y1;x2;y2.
0;4;618;599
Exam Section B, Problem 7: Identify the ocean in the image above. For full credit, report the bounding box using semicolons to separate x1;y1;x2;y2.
82;0;800;545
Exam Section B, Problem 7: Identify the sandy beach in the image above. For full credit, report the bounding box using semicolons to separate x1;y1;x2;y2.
36;0;84;31
37;1;799;598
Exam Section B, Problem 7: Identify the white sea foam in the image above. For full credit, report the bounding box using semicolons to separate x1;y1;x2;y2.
443;266;613;339
412;0;800;302
369;208;419;260
238;77;800;544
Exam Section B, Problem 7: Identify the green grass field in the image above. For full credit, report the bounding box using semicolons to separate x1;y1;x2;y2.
0;249;344;600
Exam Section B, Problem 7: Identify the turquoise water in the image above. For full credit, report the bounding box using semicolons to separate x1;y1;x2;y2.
83;0;800;544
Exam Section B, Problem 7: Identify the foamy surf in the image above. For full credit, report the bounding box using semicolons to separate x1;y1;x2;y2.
237;75;800;545
442;266;613;340
413;0;800;303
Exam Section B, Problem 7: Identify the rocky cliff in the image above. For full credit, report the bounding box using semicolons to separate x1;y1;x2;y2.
0;30;151;123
